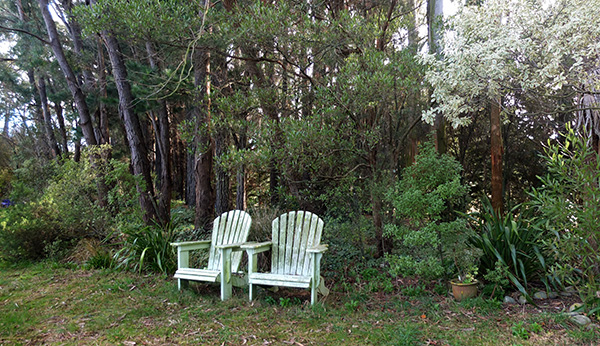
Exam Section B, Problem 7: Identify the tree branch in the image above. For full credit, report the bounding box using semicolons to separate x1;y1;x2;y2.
0;25;49;44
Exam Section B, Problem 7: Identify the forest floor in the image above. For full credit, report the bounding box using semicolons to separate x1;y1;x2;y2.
0;262;597;345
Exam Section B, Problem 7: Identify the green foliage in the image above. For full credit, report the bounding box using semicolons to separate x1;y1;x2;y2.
0;167;11;198
385;140;475;280
86;248;116;270
401;284;427;297
511;321;529;340
0;202;62;261
528;126;600;314
114;223;176;275
0;146;143;263
467;197;550;300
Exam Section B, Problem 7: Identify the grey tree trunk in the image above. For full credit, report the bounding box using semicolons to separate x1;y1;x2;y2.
36;76;60;158
39;0;97;147
96;37;110;145
53;101;69;155
234;131;247;210
2;112;9;135
102;31;158;224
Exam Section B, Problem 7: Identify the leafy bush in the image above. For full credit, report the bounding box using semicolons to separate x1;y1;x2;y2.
0;202;62;261
384;140;475;280
528;126;600;314
467;197;550;300
0;147;139;263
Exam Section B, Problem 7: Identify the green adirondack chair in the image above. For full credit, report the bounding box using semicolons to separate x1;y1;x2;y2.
242;211;329;305
170;210;252;300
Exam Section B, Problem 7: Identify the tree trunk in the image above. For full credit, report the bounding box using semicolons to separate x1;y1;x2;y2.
96;37;110;145
61;0;95;90
53;101;69;155
2;112;9;135
36;76;61;158
234;131;247;210
490;98;504;214
427;0;447;154
102;31;158;224
146;41;172;225
214;129;230;214
39;0;97;147
193;47;215;230
74;126;81;162
185;134;196;206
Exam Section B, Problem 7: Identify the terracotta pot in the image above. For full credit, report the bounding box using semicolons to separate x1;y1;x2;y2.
450;279;479;301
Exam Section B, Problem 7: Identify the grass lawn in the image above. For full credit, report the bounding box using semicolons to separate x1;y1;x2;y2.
0;262;597;345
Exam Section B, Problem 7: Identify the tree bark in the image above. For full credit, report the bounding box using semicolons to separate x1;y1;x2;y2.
2;112;9;135
214;129;230;214
185;128;196;206
193;47;215;230
490;98;504;214
39;0;97;147
96;37;110;145
36;76;61;158
101;31;158;224
53;101;69;155
146;41;172;225
60;0;95;90
234;130;247;210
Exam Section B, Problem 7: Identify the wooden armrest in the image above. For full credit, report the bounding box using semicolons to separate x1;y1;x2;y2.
307;244;328;253
215;242;246;250
241;241;272;253
170;240;211;251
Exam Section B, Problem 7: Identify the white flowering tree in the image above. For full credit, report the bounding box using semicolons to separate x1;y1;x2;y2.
421;0;600;212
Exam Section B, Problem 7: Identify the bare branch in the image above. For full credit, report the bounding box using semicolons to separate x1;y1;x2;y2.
0;24;49;44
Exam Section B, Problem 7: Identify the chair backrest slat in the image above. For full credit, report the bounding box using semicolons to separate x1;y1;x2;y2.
207;210;252;271
271;211;324;276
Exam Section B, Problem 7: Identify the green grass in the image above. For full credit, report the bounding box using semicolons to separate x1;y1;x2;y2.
0;262;596;345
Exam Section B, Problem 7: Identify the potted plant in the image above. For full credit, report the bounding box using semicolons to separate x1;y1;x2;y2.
450;247;481;301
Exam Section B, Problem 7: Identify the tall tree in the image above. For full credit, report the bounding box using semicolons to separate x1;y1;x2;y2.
101;30;159;224
38;0;97;147
422;0;600;210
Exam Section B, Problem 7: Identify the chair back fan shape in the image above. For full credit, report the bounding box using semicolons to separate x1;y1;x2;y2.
271;211;324;276
207;210;251;272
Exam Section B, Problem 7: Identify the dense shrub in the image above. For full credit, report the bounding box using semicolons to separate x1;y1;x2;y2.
0;147;140;263
384;141;475;280
0;202;62;261
529;126;600;314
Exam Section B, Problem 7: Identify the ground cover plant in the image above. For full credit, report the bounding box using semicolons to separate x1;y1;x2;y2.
0;261;597;346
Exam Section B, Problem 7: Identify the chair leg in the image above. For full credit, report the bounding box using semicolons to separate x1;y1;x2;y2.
178;279;189;290
311;281;318;306
221;248;232;301
249;283;255;302
221;280;232;301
